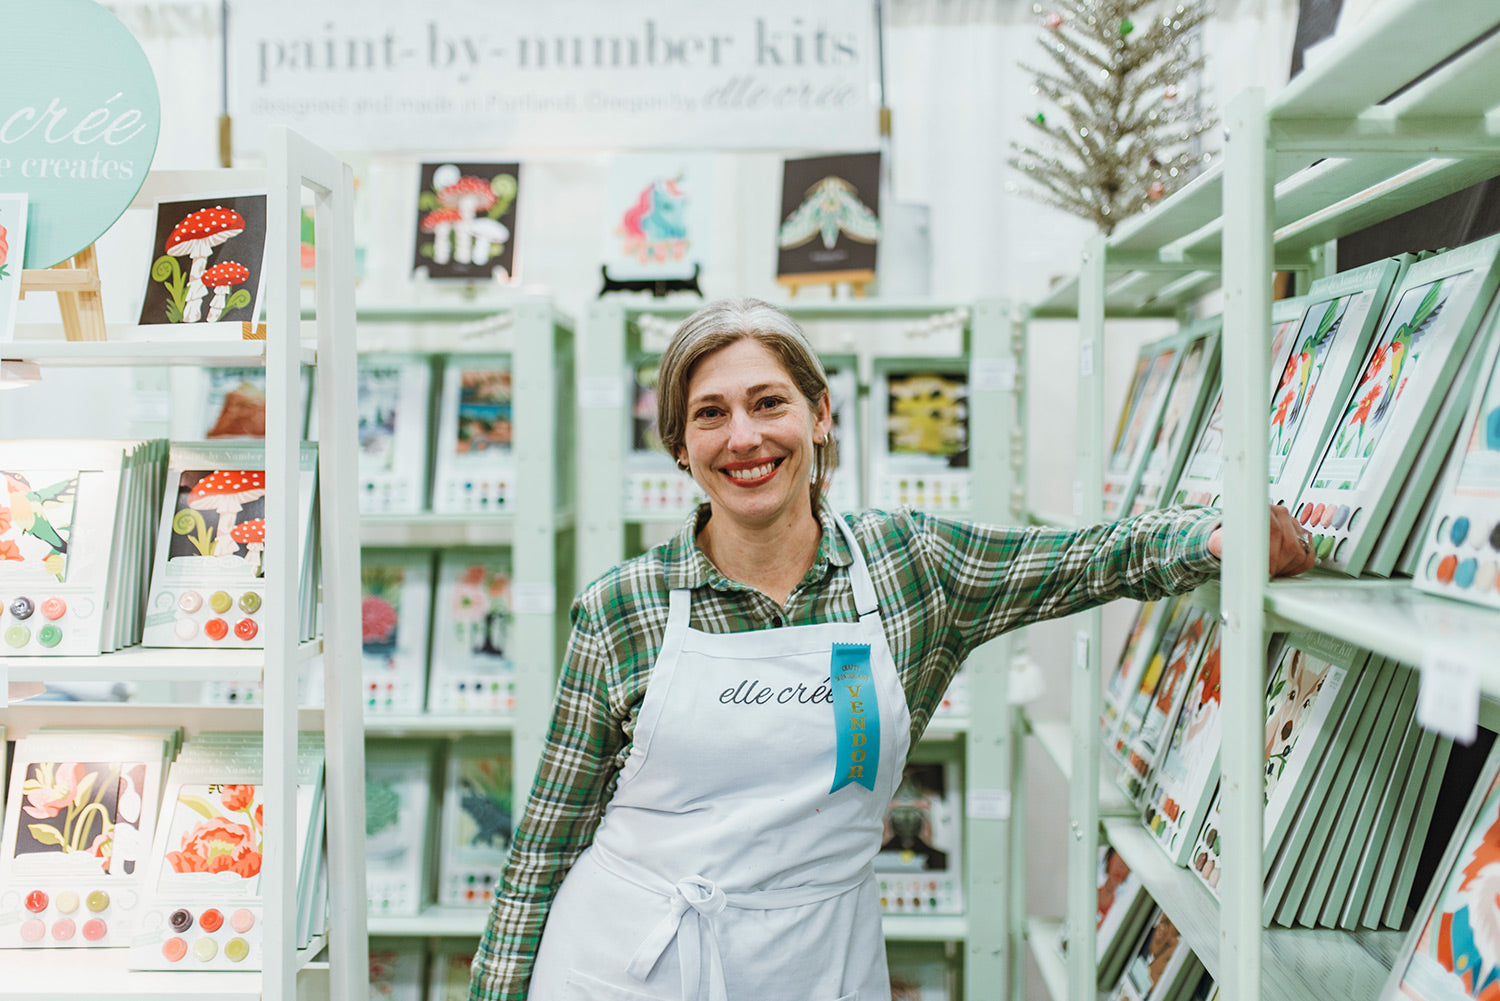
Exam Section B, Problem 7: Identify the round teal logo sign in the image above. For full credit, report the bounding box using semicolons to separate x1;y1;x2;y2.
0;0;161;268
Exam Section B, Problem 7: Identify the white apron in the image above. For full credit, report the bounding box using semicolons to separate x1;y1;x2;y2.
528;515;912;1001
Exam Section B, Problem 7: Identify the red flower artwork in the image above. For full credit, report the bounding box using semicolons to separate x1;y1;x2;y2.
166;817;263;878
1272;391;1292;428
1351;385;1382;427
220;785;255;812
362;595;398;644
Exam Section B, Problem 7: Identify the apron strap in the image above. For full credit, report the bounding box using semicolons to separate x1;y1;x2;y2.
831;512;880;621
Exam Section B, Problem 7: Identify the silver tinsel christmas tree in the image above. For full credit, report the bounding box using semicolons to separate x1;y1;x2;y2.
1008;0;1215;235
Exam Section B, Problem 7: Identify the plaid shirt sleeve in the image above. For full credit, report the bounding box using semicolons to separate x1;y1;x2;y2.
469;594;630;1001
914;504;1221;649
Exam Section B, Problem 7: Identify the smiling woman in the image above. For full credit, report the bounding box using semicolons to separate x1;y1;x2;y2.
469;298;1313;1001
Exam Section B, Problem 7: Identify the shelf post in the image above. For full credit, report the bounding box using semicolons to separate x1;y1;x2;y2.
1220;87;1273;1001
964;298;1018;1000
1068;235;1107;1001
511;297;561;816
263;125;301;1001
579;300;628;583
312;155;371;1000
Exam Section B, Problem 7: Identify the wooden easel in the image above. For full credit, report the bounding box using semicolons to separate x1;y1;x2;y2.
18;243;106;341
776;269;876;299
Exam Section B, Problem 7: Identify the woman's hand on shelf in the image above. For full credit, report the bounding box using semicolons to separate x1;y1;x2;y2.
1206;504;1317;579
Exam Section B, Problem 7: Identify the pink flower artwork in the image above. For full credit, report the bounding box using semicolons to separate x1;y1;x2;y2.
362;595;399;643
451;582;489;625
23;761;85;820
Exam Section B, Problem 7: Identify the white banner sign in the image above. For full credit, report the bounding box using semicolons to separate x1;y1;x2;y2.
226;0;880;153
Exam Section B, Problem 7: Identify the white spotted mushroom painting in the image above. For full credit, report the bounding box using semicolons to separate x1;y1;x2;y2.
141;196;267;325
414;163;519;281
170;468;267;566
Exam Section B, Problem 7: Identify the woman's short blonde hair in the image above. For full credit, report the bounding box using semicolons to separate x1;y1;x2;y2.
656;297;837;506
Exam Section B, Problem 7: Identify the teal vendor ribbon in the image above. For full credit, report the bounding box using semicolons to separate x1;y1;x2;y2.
829;643;878;793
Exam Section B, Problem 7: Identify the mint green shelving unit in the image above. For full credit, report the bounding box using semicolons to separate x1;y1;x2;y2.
1023;5;1500;1001
342;296;577;943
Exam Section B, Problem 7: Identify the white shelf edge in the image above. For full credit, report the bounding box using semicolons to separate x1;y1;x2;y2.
1103;819;1400;1000
0;936;327;1000
880;914;968;942
364;714;516;736
1025;917;1069;1001
2;334;318;368
624;299;974;321
368;906;489;938
2;639;322;683
0;702;324;735
1263;575;1500;680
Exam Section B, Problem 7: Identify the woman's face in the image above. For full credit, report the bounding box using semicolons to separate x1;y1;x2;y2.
677;337;831;531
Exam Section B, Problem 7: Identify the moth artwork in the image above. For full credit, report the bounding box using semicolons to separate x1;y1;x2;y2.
776;152;881;284
138;194;268;326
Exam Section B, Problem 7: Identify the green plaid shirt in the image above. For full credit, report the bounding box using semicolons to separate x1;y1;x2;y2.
470;503;1220;999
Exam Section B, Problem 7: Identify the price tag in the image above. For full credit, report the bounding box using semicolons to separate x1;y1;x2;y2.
966;788;1011;821
1418;650;1479;745
1074;630;1091;671
510;582;556;615
1080;340;1095;377
971;358;1017;392
579;376;626;409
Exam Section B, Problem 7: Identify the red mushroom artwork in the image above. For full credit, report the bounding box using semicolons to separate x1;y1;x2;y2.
437;175;498;266
420;208;463;267
413;162;519;281
164;206;244;322
140;194;267;326
229;517;266;575
180;469;268;558
200;261;251;323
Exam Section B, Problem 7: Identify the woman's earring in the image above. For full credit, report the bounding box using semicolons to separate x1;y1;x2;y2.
676;459;690;472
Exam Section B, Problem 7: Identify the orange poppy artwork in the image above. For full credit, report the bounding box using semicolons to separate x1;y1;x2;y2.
160;784;264;881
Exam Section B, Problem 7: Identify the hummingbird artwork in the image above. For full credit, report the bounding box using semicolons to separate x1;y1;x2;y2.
1369;280;1444;429
0;471;79;581
1272;298;1343;456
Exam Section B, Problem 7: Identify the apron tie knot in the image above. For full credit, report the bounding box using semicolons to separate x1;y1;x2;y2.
626;875;729;1001
675;875;727;917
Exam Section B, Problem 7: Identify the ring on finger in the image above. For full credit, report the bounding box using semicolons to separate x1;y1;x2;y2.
1298;534;1313;555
